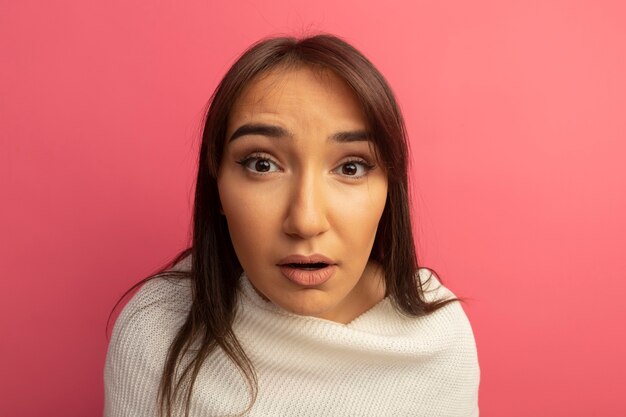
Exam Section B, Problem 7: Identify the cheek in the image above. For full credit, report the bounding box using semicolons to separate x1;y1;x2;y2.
330;181;388;246
218;177;279;257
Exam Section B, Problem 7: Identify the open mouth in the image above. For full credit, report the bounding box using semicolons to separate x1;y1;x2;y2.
283;262;329;270
277;255;337;286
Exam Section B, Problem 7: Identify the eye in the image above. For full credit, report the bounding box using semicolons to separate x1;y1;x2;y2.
237;155;281;174
333;159;375;179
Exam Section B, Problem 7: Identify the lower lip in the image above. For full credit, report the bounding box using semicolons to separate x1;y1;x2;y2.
278;265;337;287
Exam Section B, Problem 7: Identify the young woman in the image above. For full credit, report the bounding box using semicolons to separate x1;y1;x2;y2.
104;34;480;417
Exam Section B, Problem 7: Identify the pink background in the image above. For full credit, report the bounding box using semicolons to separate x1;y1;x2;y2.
2;0;625;416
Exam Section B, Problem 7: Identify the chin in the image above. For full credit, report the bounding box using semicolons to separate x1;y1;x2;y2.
277;292;337;319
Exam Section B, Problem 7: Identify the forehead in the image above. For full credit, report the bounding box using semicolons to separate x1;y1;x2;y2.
227;65;367;130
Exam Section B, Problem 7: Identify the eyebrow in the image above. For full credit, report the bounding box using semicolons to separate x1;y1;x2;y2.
228;122;372;143
330;130;372;142
229;123;290;142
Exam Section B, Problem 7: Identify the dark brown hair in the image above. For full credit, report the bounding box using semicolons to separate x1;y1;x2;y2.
108;34;459;417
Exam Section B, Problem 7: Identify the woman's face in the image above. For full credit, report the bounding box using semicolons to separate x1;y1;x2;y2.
217;66;388;323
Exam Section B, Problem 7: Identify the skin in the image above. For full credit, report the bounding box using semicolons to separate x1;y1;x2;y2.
217;65;388;324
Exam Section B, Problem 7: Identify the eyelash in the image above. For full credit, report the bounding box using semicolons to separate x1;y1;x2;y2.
335;157;376;179
236;152;281;176
235;152;376;179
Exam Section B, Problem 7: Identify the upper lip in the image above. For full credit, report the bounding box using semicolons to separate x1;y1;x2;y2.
277;254;337;266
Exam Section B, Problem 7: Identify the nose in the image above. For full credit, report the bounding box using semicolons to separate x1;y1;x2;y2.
282;172;330;239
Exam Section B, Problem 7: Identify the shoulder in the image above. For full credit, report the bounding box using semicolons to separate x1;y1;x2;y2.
415;267;480;412
415;267;473;338
416;267;458;303
104;275;192;416
111;276;191;341
110;255;193;345
109;275;192;344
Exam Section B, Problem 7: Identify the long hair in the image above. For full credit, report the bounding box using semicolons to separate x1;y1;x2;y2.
108;34;459;417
